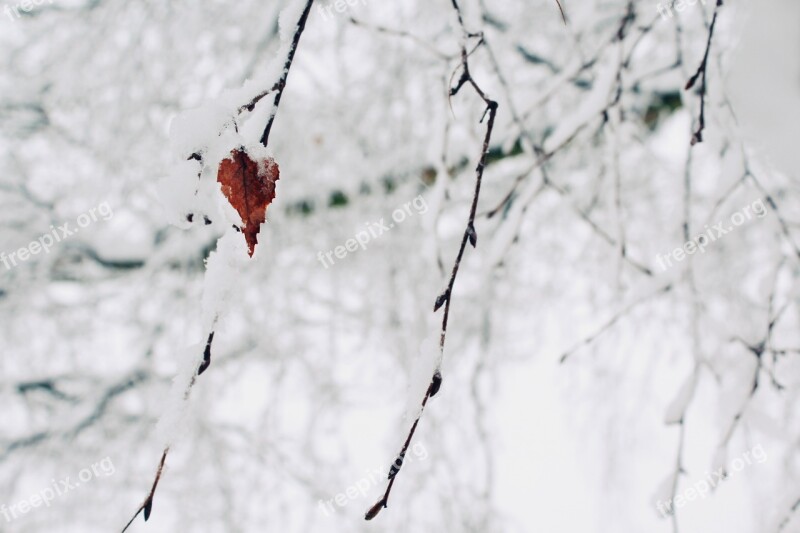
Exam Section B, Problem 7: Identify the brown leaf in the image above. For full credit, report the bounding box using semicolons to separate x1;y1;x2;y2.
217;148;280;256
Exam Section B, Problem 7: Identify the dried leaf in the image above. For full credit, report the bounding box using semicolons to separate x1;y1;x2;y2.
217;148;280;256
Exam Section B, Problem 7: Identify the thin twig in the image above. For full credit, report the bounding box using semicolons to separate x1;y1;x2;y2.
365;0;499;520
348;17;454;59
560;283;673;363
121;449;169;532
260;0;316;147
122;3;315;530
685;0;723;145
779;496;800;531
554;0;567;25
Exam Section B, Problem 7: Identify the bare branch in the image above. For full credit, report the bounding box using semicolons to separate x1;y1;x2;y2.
365;0;499;519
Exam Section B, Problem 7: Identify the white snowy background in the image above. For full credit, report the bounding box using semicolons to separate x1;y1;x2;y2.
0;0;799;532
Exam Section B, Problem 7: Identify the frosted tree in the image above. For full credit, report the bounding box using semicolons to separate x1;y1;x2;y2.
0;0;797;532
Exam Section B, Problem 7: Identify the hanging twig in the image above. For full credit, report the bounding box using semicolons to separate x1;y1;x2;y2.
121;3;315;530
685;0;723;145
260;0;316;147
121;449;169;532
559;283;673;363
365;0;498;520
554;0;567;25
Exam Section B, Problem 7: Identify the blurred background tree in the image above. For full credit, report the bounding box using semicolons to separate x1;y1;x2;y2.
0;0;798;531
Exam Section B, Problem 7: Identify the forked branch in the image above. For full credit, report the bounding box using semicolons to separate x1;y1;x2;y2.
685;0;723;145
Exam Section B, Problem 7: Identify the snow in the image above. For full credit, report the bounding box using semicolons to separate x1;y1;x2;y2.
2;1;798;531
727;0;800;178
542;44;620;154
404;331;442;422
201;231;248;333
154;343;205;449
168;103;234;159
664;368;698;425
651;471;677;515
279;0;308;44
156;160;202;228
